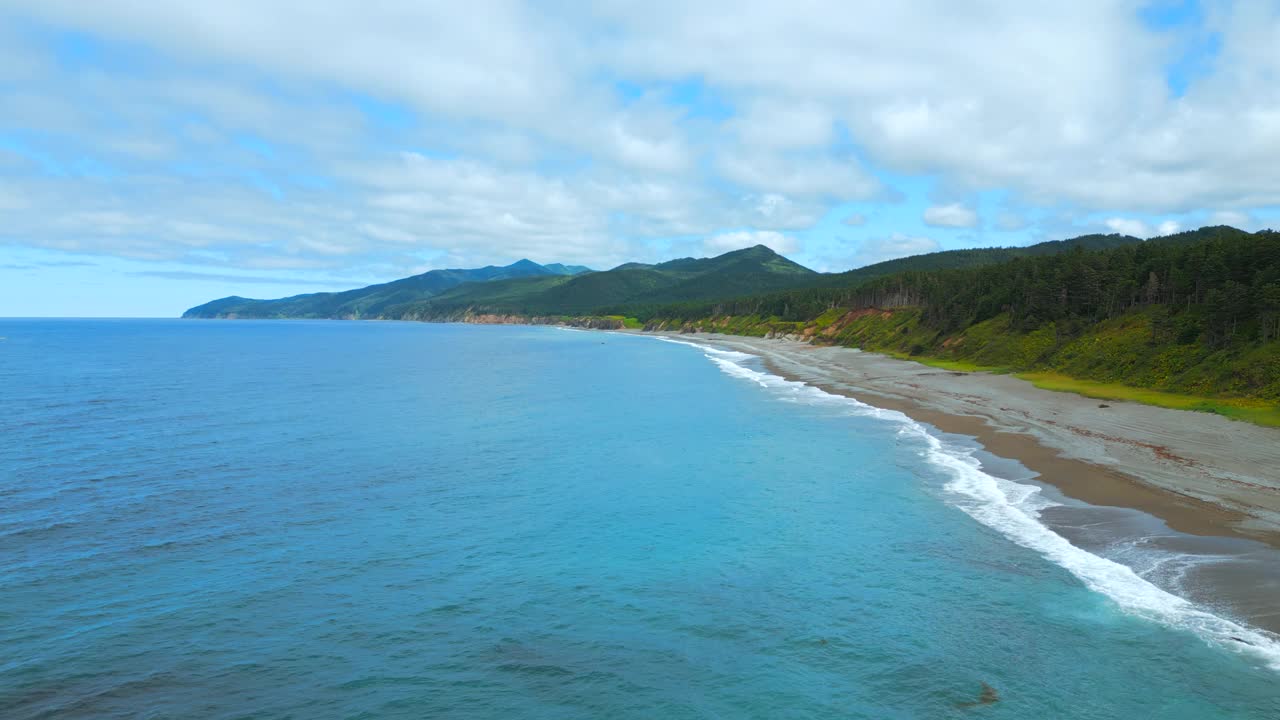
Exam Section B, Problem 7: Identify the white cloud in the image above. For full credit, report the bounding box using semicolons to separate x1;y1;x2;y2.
4;0;1280;280
923;203;979;228
1209;210;1254;229
995;211;1028;231
14;2;572;125
3;6;1272;202
824;232;941;271
1103;218;1152;237
600;1;1280;211
717;150;880;199
704;230;799;255
744;193;824;230
604;101;693;173
729;100;833;149
842;212;867;226
1103;217;1183;238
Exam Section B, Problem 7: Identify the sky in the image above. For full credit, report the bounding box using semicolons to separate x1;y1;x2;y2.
2;1;1279;317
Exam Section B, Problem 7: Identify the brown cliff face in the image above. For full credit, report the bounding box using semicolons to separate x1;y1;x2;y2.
642;319;700;333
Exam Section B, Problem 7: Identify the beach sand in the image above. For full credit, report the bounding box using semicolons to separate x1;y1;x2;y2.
645;331;1280;633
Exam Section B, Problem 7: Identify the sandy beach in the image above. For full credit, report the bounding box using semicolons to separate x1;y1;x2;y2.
645;331;1280;633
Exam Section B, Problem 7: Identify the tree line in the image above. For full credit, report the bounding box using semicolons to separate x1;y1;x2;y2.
629;226;1280;349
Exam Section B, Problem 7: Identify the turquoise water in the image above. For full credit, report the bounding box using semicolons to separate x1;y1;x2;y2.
1;319;1277;719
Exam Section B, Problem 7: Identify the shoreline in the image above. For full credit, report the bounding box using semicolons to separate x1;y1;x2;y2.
650;331;1280;544
188;316;1279;541
634;330;1280;635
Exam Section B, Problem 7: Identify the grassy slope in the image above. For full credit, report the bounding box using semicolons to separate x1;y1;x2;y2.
1016;373;1280;427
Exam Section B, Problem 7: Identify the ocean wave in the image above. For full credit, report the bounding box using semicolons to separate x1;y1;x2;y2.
657;335;1280;672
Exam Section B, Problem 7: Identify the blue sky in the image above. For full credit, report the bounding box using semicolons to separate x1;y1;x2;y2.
2;1;1279;316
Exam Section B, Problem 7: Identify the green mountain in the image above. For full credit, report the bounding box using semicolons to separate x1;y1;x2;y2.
596;232;1145;319
394;245;819;318
543;263;593;275
182;259;591;319
184;232;1149;321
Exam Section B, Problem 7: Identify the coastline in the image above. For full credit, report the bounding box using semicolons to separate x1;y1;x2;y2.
631;330;1280;636
653;331;1280;541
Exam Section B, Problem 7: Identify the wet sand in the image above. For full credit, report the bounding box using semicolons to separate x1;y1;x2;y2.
642;331;1280;634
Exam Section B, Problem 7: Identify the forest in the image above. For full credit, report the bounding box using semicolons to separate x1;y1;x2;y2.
635;227;1280;405
636;227;1279;343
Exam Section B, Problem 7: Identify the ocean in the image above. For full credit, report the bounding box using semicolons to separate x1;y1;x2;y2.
2;319;1277;719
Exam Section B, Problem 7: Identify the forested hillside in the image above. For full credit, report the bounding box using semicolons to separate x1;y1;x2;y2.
644;226;1280;405
393;245;818;317
600;233;1143;320
183;259;590;319
186;232;1137;321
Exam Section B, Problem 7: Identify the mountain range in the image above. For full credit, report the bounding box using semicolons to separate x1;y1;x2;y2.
183;259;592;319
184;232;1145;320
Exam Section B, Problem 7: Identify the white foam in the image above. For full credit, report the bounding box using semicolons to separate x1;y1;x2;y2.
1109;539;1233;591
653;335;1280;671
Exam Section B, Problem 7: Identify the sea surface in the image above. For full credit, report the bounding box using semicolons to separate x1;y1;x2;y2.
2;319;1278;719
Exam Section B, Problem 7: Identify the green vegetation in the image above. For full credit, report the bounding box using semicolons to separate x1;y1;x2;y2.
904;357;998;373
607;232;1146;322
394;245;820;318
1018;373;1280;427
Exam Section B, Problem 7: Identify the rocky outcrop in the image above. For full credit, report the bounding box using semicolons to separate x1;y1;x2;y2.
642;319;703;333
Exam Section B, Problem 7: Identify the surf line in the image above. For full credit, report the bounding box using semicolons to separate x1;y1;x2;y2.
644;332;1280;672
